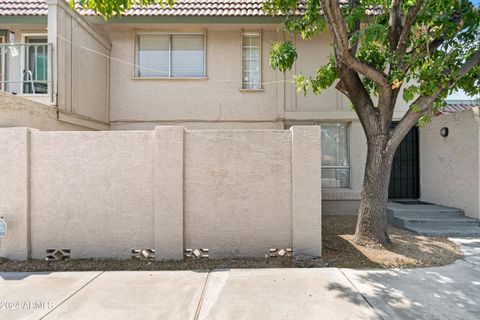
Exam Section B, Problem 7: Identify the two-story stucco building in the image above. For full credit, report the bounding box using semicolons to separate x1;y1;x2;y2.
0;0;479;221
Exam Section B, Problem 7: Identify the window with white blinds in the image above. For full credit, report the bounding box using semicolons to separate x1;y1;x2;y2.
136;33;205;78
136;34;169;77
242;32;261;90
171;34;204;77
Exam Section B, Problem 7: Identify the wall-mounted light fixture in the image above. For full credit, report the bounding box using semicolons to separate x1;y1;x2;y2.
440;127;449;137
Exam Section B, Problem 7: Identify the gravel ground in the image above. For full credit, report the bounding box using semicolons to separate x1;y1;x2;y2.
0;257;299;272
0;215;463;271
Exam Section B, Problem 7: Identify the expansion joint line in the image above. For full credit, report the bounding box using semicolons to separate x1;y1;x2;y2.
193;270;212;320
39;271;105;319
338;268;386;320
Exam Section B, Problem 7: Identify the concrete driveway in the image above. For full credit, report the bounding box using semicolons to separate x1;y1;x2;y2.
0;238;479;320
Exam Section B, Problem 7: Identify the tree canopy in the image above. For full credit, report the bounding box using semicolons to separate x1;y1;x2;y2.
265;0;479;126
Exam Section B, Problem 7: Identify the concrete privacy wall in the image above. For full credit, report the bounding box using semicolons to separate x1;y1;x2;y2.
420;109;480;219
184;130;292;256
47;0;110;125
0;126;321;260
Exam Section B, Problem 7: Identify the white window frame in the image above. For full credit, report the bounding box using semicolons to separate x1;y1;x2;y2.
134;32;207;79
317;122;351;189
241;30;262;91
21;32;49;96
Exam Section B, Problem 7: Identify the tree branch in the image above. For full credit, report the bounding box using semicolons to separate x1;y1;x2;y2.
402;11;464;72
458;50;480;77
401;37;444;74
396;0;424;56
378;86;398;133
320;0;382;136
388;0;403;51
389;49;480;150
336;64;381;135
348;0;361;55
320;0;389;88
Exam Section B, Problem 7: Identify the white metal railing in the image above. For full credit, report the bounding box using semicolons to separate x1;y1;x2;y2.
0;43;53;102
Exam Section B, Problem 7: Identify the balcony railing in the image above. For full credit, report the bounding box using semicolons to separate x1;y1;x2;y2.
0;43;53;101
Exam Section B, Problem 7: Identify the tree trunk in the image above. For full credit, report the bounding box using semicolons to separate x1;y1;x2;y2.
354;135;395;247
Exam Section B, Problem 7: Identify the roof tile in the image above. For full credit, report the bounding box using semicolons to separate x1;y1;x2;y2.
0;0;375;17
440;102;480;114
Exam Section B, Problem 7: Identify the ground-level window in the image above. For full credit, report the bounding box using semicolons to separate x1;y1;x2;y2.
135;33;205;78
242;32;261;90
318;123;350;188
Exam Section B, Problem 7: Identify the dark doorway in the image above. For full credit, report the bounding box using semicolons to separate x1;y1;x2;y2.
388;124;420;199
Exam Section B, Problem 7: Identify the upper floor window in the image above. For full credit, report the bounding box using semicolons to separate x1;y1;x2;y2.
242;32;261;90
135;33;205;78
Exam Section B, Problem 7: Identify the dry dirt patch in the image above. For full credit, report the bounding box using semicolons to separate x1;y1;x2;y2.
322;215;463;268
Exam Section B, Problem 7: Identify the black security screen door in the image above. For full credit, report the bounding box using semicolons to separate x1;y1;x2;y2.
388;124;420;199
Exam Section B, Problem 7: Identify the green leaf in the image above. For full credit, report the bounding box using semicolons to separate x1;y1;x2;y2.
311;57;338;94
269;41;298;73
417;113;432;128
74;0;175;19
403;86;418;103
293;74;309;96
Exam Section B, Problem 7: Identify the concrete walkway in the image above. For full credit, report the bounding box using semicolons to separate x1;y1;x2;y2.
1;238;479;320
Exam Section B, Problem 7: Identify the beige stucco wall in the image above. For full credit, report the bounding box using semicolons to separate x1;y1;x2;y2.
0;126;322;260
1;18;410;128
1;16;415;213
420;109;480;219
30;130;156;259
0;92;89;130
184;130;293;257
102;24;285;130
47;0;110;127
97;23;407;210
99;24;410;130
0;128;30;260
